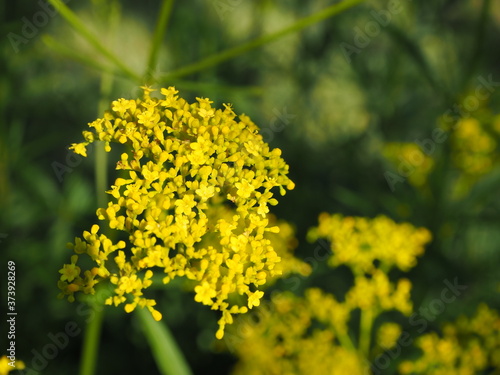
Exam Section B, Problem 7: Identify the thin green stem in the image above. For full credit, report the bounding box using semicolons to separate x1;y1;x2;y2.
95;77;113;208
171;80;263;96
336;328;357;353
461;0;491;91
79;307;105;375
47;0;140;81
42;35;119;77
79;68;114;375
157;0;366;82
145;0;175;83
136;308;193;375
359;308;374;358
386;24;442;97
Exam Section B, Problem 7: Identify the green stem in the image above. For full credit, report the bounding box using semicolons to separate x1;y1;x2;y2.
157;0;366;82
359;308;374;358
336;328;357;353
385;24;442;97
171;80;263;96
79;69;114;375
461;0;491;91
145;0;175;82
95;76;112;208
136;308;193;375
42;35;119;78
47;0;140;81
79;307;105;375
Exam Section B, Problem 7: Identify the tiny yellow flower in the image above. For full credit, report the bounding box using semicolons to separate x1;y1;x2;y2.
235;179;255;199
69;142;88;157
247;290;264;308
58;255;80;282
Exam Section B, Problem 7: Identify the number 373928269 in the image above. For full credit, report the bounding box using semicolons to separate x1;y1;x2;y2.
7;261;15;311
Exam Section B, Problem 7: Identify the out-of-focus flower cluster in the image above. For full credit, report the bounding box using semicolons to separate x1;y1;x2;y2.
227;214;432;374
228;290;368;375
448;117;498;197
400;303;500;374
57;86;297;338
383;114;500;197
308;213;431;276
383;143;435;189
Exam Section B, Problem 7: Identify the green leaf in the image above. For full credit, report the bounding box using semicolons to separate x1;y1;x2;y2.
135;307;193;375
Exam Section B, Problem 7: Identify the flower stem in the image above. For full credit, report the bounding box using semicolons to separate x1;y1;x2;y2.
79;70;114;375
145;0;175;82
336;329;357;353
359;308;374;358
136;308;193;375
79;307;105;375
47;0;140;81
157;0;366;82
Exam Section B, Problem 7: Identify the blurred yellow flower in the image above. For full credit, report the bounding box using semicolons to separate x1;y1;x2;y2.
307;213;431;274
383;142;435;188
0;357;24;375
229;214;432;374
376;322;402;350
399;304;500;374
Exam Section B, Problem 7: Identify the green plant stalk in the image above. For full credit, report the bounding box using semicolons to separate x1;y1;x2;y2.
145;0;175;82
336;328;357;353
386;24;441;96
79;307;105;375
79;72;113;375
42;35;119;77
42;36;262;96
359;307;374;358
47;0;140;81
157;0;366;82
136;308;193;375
461;0;491;91
171;80;263;95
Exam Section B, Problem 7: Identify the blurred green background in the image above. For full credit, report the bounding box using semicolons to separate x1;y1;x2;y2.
1;0;500;374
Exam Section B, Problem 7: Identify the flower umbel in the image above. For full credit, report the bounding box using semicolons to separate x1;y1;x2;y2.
58;87;295;338
399;304;500;374
228;214;432;374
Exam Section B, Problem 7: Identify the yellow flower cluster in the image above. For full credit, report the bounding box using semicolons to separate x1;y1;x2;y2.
307;213;431;274
452;118;496;176
228;291;368;375
228;214;432;374
399;303;500;374
448;117;498;197
57;86;295;338
0;356;24;375
376;322;402;350
383;143;435;188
